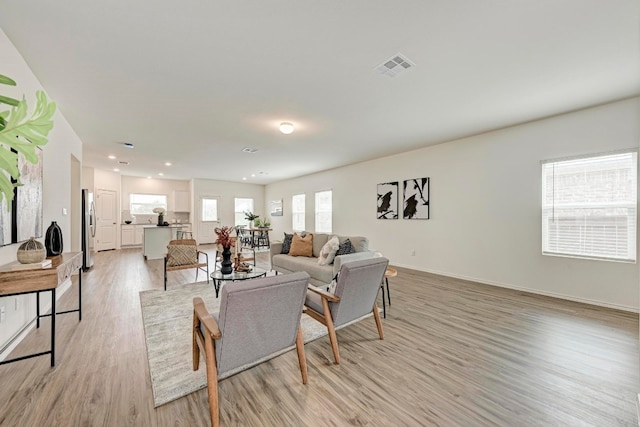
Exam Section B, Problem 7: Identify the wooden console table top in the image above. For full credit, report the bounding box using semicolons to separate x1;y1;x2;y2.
0;252;83;296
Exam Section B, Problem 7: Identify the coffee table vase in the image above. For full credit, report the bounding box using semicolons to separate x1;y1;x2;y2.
220;246;233;274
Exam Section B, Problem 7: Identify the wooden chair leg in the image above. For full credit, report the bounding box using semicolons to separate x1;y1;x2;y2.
193;312;200;370
204;334;219;427
322;297;340;364
372;304;384;340
295;326;308;384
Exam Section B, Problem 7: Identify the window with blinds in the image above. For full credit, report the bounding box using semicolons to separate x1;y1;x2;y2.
292;194;305;231
541;151;637;262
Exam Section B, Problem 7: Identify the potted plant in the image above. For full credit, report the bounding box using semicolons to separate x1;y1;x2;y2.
214;226;235;274
253;218;262;228
244;210;259;228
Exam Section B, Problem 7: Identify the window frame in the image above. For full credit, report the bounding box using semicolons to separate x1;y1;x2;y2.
129;193;168;215
541;149;637;263
201;197;219;222
292;193;305;232
314;190;332;233
234;197;254;227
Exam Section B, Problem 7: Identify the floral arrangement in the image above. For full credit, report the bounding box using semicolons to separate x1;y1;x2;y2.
153;207;166;215
244;210;259;221
214;226;235;248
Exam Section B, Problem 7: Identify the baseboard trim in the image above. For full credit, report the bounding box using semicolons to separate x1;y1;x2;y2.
392;263;639;313
0;278;73;362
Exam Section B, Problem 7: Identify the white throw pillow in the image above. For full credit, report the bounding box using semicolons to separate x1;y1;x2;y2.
317;236;340;266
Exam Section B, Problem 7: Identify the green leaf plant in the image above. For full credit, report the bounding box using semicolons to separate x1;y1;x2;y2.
0;74;56;206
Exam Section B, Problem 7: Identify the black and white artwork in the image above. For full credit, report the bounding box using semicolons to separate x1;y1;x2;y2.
377;182;398;219
16;149;43;241
403;177;429;219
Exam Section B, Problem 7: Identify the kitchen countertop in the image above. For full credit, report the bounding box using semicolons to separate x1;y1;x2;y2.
142;224;186;229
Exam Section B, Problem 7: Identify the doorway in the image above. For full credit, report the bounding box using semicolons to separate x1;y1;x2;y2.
95;188;117;251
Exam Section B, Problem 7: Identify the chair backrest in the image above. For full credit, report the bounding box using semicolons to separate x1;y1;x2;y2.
215;271;310;375
330;257;389;327
166;239;198;266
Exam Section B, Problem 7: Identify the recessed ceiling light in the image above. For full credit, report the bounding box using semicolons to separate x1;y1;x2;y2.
165;162;172;166
251;174;256;177
123;142;134;148
108;155;116;160
279;122;294;134
113;168;120;172
242;177;247;181
158;172;164;176
147;176;152;179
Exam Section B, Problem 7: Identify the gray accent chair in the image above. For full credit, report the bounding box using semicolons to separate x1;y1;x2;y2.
305;257;389;364
192;271;310;427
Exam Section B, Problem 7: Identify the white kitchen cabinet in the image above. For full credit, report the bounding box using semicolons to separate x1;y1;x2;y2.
135;226;144;245
122;225;144;247
122;225;135;246
174;191;190;212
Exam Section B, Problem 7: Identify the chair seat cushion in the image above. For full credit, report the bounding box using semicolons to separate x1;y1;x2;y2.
167;244;197;266
305;287;325;314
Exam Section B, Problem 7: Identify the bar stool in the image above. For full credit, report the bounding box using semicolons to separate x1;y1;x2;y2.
381;267;396;318
177;231;193;239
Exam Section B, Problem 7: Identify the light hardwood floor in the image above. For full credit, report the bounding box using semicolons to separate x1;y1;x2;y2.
0;247;638;426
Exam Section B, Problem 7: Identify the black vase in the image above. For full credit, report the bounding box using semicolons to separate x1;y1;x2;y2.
157;214;164;226
221;246;233;274
45;221;63;257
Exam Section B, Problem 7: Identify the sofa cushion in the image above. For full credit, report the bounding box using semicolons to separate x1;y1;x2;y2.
281;232;293;254
312;233;329;257
289;233;313;257
335;238;355;256
272;254;335;284
318;236;340;266
346;236;368;252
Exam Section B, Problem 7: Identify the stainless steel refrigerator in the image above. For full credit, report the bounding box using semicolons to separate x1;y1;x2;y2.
81;189;96;270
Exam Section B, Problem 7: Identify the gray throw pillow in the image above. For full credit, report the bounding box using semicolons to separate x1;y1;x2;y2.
281;233;293;254
335;238;355;257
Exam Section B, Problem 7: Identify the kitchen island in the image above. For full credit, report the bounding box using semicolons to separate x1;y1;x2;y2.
143;225;187;260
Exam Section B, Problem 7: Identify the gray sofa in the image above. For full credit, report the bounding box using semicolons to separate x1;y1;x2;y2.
270;233;375;287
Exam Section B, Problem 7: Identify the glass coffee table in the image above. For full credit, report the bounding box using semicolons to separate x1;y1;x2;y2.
210;267;268;298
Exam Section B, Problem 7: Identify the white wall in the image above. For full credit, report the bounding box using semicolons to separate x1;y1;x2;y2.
266;97;640;311
0;28;84;353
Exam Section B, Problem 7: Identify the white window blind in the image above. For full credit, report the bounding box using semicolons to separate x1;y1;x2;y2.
315;190;332;233
541;151;637;262
292;194;305;231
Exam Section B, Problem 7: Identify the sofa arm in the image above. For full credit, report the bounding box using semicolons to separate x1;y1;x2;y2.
270;242;283;264
332;251;376;276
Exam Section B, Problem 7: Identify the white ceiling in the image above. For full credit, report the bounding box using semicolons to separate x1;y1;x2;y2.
1;1;638;184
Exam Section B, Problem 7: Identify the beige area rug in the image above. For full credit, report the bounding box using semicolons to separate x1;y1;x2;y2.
139;281;329;407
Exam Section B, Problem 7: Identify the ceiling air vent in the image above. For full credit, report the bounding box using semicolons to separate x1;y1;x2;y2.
242;147;259;153
118;161;129;165
375;53;415;78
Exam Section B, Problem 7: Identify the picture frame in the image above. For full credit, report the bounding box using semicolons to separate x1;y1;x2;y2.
403;177;429;219
270;199;283;216
377;182;398;219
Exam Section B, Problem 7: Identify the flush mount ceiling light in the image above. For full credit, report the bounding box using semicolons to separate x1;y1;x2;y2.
279;122;294;135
